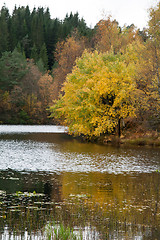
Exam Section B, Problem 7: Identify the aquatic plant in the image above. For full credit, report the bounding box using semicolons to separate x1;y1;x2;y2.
45;222;82;240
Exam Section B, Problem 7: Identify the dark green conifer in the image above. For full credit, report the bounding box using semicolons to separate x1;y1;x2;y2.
39;43;48;69
0;5;9;55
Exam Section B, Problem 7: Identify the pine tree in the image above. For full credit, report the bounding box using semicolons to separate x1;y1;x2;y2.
31;8;45;51
31;44;38;62
0;49;27;91
0;6;9;55
39;43;48;69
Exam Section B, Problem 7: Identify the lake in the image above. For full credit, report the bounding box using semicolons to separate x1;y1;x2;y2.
0;125;160;239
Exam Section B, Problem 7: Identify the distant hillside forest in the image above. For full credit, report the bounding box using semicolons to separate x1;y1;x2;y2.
0;4;159;135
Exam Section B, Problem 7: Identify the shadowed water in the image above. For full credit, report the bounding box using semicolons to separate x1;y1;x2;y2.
0;125;160;239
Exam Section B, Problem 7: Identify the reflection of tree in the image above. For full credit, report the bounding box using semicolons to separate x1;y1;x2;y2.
44;181;52;196
0;170;62;203
0;170;63;238
0;170;160;239
60;172;160;232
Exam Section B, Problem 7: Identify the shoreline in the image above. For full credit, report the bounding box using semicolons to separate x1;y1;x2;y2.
102;132;160;147
0;124;159;147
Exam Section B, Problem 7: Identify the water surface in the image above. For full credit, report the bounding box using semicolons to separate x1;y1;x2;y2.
0;125;160;239
0;125;159;174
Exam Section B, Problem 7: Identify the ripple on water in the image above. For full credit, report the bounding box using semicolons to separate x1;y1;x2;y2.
0;137;159;174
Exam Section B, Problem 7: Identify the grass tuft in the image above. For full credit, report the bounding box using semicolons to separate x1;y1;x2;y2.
45;222;82;240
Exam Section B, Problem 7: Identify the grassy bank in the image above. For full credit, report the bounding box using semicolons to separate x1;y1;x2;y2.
102;131;160;147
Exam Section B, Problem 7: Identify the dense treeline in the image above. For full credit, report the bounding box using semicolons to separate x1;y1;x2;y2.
0;3;160;136
0;5;91;69
50;3;160;138
0;5;92;124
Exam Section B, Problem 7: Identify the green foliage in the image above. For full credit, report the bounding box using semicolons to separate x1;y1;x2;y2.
0;49;28;91
0;3;159;129
45;222;82;240
39;43;48;69
17;110;30;124
50;50;139;138
36;58;46;73
0;6;9;55
0;5;91;70
62;12;91;39
0;5;92;124
31;44;38;62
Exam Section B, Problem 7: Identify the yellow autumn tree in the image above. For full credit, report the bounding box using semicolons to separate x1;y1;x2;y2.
94;17;141;54
50;50;140;138
148;2;160;95
124;39;160;130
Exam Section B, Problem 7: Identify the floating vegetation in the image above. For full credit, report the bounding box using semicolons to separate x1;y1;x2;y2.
14;191;45;197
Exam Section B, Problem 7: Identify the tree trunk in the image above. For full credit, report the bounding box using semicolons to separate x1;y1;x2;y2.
118;118;121;137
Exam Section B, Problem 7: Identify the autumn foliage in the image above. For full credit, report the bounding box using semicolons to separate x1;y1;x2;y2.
50;50;140;137
0;2;160;134
50;2;160;138
52;34;88;100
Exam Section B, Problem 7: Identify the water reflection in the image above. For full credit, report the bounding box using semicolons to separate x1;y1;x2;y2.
0;169;160;239
0;126;160;239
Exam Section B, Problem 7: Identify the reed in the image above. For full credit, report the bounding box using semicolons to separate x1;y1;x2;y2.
45;222;82;240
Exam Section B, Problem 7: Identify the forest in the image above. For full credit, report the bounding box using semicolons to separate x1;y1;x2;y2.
0;3;159;139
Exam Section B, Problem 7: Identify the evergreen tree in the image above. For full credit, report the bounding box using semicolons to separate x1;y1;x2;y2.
0;49;27;91
39;43;48;69
24;6;31;37
36;58;46;73
0;5;92;69
0;6;9;55
21;34;31;58
31;7;45;51
61;12;91;39
31;44;38;62
16;42;26;57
